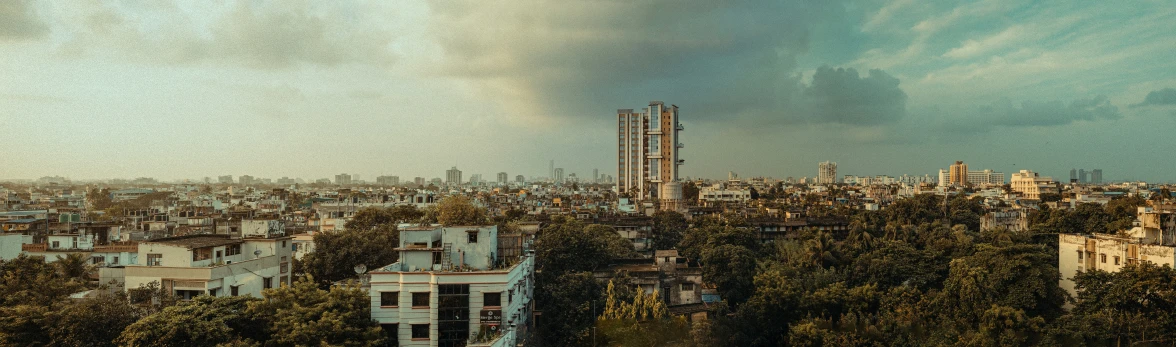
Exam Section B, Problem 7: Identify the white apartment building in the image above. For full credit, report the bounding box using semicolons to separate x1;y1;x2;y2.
103;234;293;299
818;161;837;184
370;225;534;347
1058;207;1176;300
616;101;684;203
698;184;752;206
1010;170;1058;200
966;169;1005;186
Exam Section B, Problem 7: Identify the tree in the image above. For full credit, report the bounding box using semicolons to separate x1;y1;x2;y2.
535;272;603;347
534;218;635;276
117;296;263;347
47;291;143;347
54;253;95;280
436;195;488;226
248;277;385;347
934;244;1065;336
299;226;399;287
0;254;88;308
597;280;690;347
0;304;50;346
701;244;758;307
650;210;688;251
1058;262;1176;345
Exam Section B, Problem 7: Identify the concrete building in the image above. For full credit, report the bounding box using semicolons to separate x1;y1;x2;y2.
497;172;508;185
981;210;1029;233
378;176;400;186
218;175;234;184
446;167;463;185
335;174;352;185
515;175;525;184
104;234;293;299
818;161;837;184
616;101;684;201
698;184;752;206
1010;170;1057;200
966;169;1005;186
1092;169;1103;184
949;161;968;186
369;225;535;347
1078;169;1088;183
553;168;564;184
1058;207;1176;300
415;177;426;186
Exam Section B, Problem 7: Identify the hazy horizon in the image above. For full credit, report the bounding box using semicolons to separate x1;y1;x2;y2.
3;1;1175;182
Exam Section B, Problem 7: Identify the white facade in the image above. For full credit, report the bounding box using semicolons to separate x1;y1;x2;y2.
698;185;751;206
966;169;1005;186
818;161;837;184
370;225;535;347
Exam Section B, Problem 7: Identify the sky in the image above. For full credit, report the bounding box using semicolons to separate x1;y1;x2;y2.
2;0;1175;182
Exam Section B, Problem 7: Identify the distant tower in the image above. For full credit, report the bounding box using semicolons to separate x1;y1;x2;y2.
949;161;968;186
1070;168;1078;183
554;168;565;183
592;168;598;183
549;160;554;181
617;101;683;202
446;167;462;185
818;161;837;184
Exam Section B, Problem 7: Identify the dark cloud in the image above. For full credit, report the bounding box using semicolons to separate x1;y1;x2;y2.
801;66;906;125
64;1;395;68
427;1;862;123
970;95;1119;129
0;0;48;40
1131;88;1176;108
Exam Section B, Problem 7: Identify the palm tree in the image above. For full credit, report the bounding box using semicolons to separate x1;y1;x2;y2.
805;232;841;268
846;225;878;252
55;253;95;280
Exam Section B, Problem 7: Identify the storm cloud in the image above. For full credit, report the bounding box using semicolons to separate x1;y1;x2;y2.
971;95;1119;129
0;0;48;40
1132;88;1176;108
802;67;906;125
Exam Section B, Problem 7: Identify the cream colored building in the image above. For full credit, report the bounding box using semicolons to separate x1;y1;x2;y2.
1010;170;1057;200
1058;207;1176;301
104;234;293;299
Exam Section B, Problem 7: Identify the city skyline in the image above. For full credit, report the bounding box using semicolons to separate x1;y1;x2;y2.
3;1;1175;182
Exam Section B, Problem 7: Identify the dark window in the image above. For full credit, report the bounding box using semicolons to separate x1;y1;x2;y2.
231;286;239;296
681;283;695;291
484;292;501;307
147;254;162;266
508;289;513;305
1101;254;1107;263
412;292;430;307
381;324;399;343
468;232;478;243
381;292;399;307
438;284;469;347
263;277;273;289
1114;256;1121;265
433;251;442;265
1077;250;1083;261
411;324;429;339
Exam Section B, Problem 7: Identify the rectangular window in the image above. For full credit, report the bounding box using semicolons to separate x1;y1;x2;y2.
1101;254;1107;263
1077;250;1083;261
411;324;429;339
226;244;241;256
231;286;239;296
91;256;105;264
681;283;695;291
484;292;501;307
508;289;514;305
412;292;430;307
467;232;478;243
147;253;162;266
1114;256;1121;265
263;277;273;289
381;324;399;344
381;292;399;307
113;256;119;264
52;241;60;248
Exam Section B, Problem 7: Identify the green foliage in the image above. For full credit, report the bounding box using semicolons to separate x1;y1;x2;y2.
651;210;688;251
701;244;758;307
0;254;89;307
301;221;399;287
248;277;385;347
535;271;603;346
436;195;489;226
117;296;260;347
47;291;143;347
0;304;50;346
534;218;635;275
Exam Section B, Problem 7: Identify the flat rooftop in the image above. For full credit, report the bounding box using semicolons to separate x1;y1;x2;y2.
144;235;242;248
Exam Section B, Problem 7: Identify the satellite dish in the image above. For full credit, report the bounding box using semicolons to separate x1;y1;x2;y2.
253;249;262;257
354;264;367;274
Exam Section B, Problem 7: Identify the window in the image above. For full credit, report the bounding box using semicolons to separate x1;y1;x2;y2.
263;277;273;289
412;292;430;307
231;286;239;296
209;288;219;297
91;256;105;264
381;324;398;344
681;283;695;291
147;254;162;266
52;241;60;248
1114;256;1121;265
227;244;241;256
1077;250;1084;261
112;256;119;264
281;240;287;248
484;292;501;307
381;292;399;307
467;232;478;243
1101;254;1107;263
411;324;429;339
433;251;442;265
508;289;514;305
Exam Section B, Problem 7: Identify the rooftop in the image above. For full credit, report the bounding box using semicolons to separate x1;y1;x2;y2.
144;234;242;249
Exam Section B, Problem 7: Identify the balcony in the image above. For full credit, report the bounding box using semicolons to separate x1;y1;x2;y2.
676;124;684;131
22;243;47;252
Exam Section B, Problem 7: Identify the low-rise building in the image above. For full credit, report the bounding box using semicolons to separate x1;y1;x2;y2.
369;225;535;347
104;234;293;299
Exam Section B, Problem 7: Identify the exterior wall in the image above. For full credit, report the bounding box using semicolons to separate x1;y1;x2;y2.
0;234;30;260
1058;234;1176;302
370;255;535;347
123;238;292;298
442;226;497;270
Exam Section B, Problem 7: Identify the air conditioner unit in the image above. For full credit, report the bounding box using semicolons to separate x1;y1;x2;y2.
226;260;233;264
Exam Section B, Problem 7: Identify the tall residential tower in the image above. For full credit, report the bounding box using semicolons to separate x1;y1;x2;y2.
616;101;684;202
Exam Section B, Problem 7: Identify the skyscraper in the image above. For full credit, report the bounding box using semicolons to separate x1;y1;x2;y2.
1079;169;1087;183
616;101;683;200
334;173;352;185
1091;169;1103;184
949;161;968;186
446;167;462;185
593;168;598;183
497;172;508;184
554;168;564;183
1070;168;1078;183
818;161;837;184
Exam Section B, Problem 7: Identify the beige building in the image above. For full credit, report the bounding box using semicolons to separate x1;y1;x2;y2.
616;101;683;205
1058;207;1176;300
1010;170;1057;200
949;161;968;186
818;161;837;184
103;234;293;299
